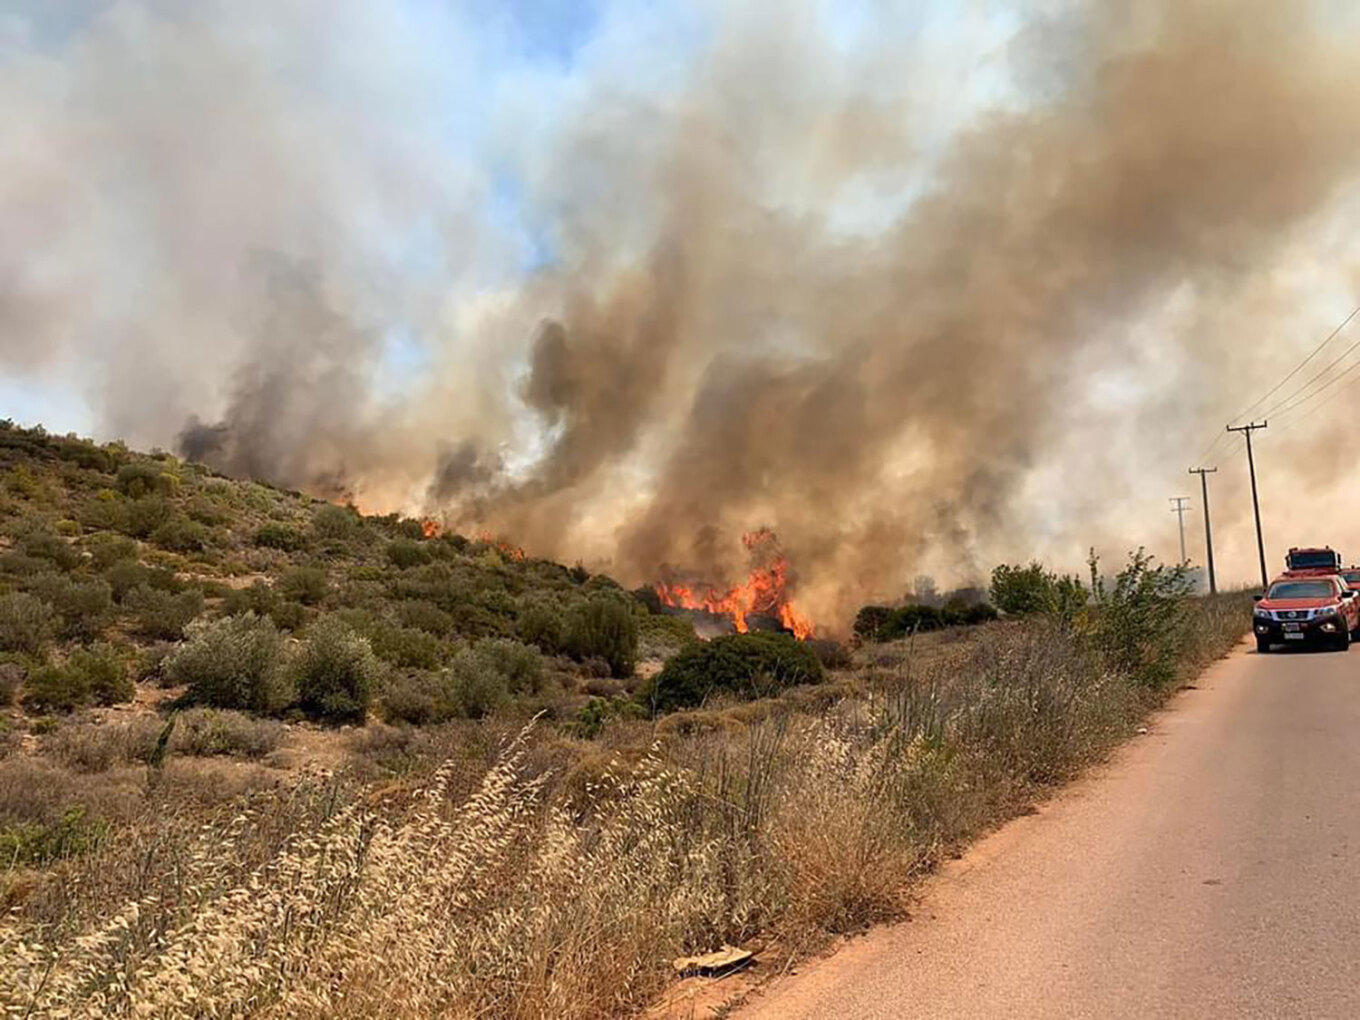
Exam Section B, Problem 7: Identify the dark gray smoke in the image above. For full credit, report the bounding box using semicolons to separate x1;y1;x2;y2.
5;1;1360;626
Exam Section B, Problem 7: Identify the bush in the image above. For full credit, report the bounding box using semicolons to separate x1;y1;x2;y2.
646;632;825;713
1089;549;1194;688
518;603;565;654
115;462;174;498
123;585;204;640
28;576;114;640
564;598;638;678
18;529;81;571
367;624;444;670
386;540;431;569
312;504;363;542
292;617;380;724
85;534;138;570
172;708;284;759
123;495;175;539
280;566;328;606
255;523;306;552
0;592;53;654
395;600;455;637
67;643;134;706
21;664;89;714
165;614;293;714
471;638;543;695
380;672;460;726
0;661;21;706
149;516;209;553
807;638;852;670
990;563;1087;618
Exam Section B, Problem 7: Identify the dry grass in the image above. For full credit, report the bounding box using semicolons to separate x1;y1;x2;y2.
0;596;1248;1018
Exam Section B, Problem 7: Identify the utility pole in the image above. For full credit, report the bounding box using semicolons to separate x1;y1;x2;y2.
1189;467;1218;594
1170;497;1191;566
1227;421;1269;589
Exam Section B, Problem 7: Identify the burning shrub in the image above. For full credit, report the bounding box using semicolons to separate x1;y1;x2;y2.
0;592;54;654
123;585;204;640
564;597;638;679
166;614;292;714
291;617;380;724
644;632;825;713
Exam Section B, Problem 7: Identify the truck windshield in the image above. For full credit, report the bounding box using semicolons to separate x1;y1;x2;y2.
1288;551;1339;569
1267;580;1336;600
1343;571;1360;586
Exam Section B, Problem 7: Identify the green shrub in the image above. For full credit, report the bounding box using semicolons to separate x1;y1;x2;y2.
312;504;363;542
990;562;1087;618
564;597;639;678
255;523;306;551
78;492;130;532
18;529;81;570
291;617;380;723
85;534;138;570
28;576;114;640
0;661;20;705
0;592;52;654
471;637;544;695
21;663;90;714
66;643;134;705
445;652;508;720
116;461;173;498
166;614;292;714
395;600;455;636
123;585;205;640
0;805;107;865
646;632;825;713
518;603;566;654
379;672;460;726
123;495;174;538
280;566;328;606
386;539;431;569
367;624;444;669
1088;549;1194;688
172;708;284;758
149;516;209;552
106;560;180;602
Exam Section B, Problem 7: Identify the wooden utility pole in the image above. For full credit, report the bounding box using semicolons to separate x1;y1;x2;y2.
1189;467;1218;594
1227;421;1269;589
1170;497;1191;566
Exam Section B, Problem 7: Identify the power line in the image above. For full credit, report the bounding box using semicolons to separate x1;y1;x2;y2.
1250;314;1360;423
1229;304;1360;425
1273;369;1360;438
1266;350;1360;426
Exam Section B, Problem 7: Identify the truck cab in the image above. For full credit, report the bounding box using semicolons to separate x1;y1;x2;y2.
1283;546;1343;577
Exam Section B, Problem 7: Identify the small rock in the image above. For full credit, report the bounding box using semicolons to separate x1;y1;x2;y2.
1136;726;1149;734
672;945;754;978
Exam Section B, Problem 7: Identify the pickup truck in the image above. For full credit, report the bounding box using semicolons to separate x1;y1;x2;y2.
1253;575;1360;652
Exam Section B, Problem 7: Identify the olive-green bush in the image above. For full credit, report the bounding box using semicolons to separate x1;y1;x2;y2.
165;614;293;714
645;632;825;713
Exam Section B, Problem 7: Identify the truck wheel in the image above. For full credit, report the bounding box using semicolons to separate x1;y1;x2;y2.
1256;636;1271;654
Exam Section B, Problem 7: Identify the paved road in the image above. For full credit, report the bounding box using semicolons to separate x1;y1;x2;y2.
738;641;1360;1019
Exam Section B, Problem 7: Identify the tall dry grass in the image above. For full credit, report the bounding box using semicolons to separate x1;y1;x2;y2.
1;596;1247;1018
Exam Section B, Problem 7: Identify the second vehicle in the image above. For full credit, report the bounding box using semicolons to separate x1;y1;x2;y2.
1253;575;1360;653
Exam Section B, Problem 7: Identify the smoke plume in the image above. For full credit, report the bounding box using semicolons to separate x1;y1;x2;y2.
5;1;1360;626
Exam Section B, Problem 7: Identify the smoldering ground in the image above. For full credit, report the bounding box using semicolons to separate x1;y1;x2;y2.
4;1;1360;626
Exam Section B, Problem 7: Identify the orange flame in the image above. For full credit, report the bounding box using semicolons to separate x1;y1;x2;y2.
476;530;526;562
420;518;442;539
655;529;814;640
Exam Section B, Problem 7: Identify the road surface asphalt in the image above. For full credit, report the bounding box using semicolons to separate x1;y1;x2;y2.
737;639;1360;1019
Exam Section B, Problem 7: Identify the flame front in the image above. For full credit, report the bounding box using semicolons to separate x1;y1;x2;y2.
655;529;814;640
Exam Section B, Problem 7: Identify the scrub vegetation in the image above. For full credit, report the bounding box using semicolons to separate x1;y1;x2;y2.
0;421;1248;1018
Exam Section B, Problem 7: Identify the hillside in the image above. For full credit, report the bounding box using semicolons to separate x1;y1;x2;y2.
0;419;1249;1019
0;420;701;730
